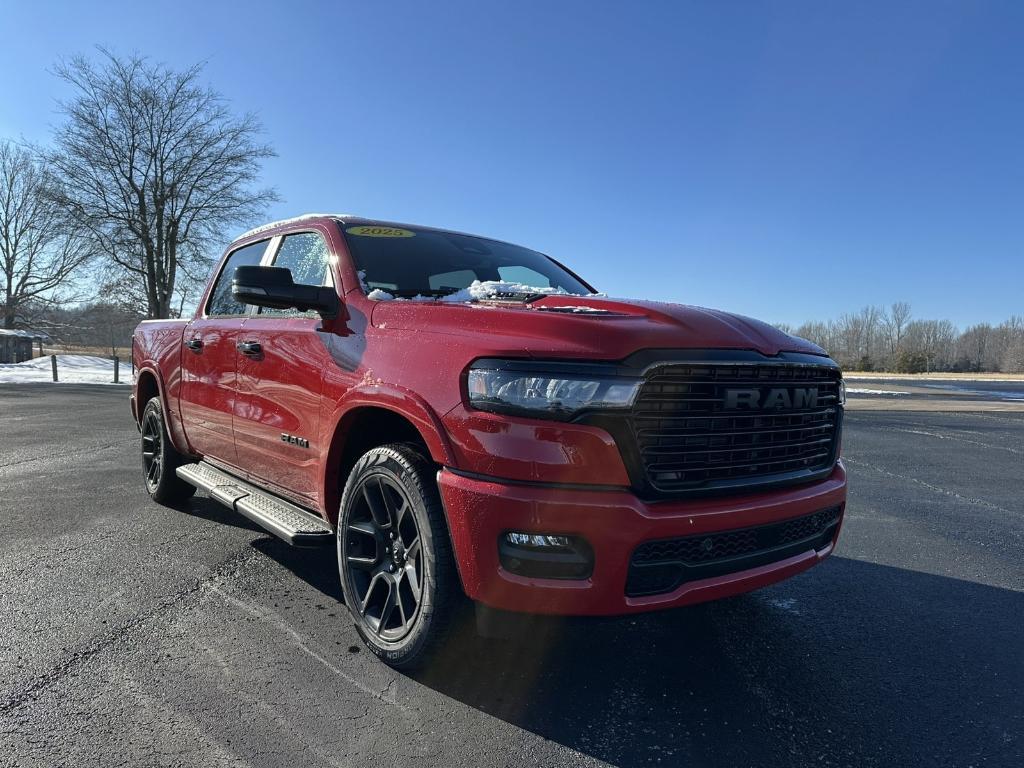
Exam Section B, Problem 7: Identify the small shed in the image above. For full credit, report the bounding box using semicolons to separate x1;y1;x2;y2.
0;329;49;364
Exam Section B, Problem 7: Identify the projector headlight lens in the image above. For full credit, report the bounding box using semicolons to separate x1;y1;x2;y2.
467;361;641;419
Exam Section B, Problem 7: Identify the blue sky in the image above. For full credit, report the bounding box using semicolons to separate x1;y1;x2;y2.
1;0;1021;327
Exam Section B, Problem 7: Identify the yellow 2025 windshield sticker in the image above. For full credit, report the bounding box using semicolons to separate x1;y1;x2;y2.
346;226;416;238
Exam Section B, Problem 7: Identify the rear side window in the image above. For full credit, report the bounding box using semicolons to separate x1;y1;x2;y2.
206;240;269;316
259;232;334;316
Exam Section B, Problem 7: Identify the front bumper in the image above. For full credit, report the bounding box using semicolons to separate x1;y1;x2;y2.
438;460;847;615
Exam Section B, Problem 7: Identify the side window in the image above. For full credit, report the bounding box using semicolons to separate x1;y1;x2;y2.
206;240;269;316
260;232;333;316
498;265;552;288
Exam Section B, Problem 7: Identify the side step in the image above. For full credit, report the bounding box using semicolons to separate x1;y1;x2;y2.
176;461;334;548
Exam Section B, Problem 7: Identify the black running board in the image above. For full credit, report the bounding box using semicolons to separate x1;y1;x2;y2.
176;461;334;547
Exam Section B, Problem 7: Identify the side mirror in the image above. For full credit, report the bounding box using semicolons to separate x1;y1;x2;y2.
231;265;340;319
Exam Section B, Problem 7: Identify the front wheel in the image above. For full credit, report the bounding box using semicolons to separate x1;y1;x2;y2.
337;443;461;670
141;397;196;505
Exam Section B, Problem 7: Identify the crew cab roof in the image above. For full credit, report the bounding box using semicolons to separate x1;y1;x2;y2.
231;214;522;250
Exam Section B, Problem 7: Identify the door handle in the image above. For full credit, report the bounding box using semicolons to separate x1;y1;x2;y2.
184;338;203;352
237;340;262;356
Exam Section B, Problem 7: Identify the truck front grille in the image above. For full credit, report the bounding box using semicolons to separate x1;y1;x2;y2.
631;362;841;493
625;505;843;597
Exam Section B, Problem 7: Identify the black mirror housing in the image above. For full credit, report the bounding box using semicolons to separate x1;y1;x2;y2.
231;265;340;319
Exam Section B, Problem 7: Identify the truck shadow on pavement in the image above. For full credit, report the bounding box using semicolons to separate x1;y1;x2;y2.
173;496;268;535
251;540;1023;768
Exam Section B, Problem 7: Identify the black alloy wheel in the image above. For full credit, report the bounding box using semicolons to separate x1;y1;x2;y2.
337;443;461;669
344;473;424;640
141;407;164;493
140;398;196;505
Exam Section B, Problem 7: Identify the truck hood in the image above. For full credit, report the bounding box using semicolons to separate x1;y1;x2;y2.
369;294;826;360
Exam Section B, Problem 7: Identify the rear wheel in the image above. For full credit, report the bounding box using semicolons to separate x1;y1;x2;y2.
337;443;461;670
141;397;196;505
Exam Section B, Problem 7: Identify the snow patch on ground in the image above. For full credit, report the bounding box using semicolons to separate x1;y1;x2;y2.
765;597;804;615
845;388;911;396
0;355;126;385
920;383;1024;401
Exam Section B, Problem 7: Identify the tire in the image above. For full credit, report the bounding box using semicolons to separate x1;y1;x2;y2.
337;443;461;670
140;397;196;505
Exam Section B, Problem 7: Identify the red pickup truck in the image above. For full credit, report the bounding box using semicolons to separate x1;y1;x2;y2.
132;214;847;668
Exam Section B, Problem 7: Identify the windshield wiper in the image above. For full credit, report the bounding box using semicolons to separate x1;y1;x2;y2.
387;289;449;299
436;287;552;303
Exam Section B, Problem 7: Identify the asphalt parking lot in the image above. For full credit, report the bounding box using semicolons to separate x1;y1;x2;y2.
0;384;1021;768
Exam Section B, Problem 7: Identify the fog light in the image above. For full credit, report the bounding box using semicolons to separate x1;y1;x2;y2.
504;532;572;548
499;532;594;579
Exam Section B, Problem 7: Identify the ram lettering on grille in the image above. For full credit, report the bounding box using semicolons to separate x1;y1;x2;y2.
723;387;819;410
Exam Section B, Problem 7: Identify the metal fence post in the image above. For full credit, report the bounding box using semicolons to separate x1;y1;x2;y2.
51;354;58;382
113;356;119;384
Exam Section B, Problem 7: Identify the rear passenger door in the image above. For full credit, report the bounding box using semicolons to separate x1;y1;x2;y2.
180;239;270;468
233;231;336;503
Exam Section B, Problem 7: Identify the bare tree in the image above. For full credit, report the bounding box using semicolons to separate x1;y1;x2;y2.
998;316;1024;373
956;324;994;371
882;301;912;358
0;141;92;329
904;319;957;372
48;49;277;319
835;312;867;368
858;305;883;366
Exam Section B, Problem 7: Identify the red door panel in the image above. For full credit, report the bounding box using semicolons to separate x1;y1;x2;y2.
179;318;244;466
233;317;327;501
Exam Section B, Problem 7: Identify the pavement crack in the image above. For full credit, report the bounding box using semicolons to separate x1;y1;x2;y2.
0;439;136;469
844;456;1019;517
0;548;262;715
882;426;1023;455
206;585;409;712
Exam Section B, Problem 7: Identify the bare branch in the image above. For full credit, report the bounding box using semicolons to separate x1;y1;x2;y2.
47;49;278;318
0;141;94;329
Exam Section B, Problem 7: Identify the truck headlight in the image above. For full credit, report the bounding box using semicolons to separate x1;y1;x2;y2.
838;379;846;406
467;360;642;419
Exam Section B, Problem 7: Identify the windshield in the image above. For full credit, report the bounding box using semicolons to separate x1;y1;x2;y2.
341;224;593;299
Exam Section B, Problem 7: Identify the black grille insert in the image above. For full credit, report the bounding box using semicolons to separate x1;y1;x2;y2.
625;505;842;597
631;363;841;493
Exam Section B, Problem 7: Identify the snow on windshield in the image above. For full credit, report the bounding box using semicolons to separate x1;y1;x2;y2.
438;281;568;302
363;279;570;303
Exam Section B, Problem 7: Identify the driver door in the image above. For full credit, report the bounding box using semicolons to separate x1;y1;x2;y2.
233;230;337;504
179;239;270;468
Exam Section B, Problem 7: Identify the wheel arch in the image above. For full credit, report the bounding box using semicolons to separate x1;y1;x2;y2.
134;365;192;456
134;368;161;424
320;394;454;524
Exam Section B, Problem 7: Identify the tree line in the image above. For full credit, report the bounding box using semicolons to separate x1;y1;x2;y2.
776;303;1024;373
0;48;275;329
